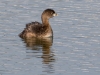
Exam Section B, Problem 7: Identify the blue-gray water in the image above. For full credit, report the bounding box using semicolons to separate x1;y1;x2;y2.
0;0;100;75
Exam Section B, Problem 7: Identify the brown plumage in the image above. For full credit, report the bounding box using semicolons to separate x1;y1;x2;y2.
19;9;57;39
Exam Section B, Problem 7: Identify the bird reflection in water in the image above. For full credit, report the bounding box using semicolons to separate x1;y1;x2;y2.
21;37;55;73
22;37;55;64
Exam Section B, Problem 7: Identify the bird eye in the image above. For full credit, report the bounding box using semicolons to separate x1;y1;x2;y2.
51;12;53;14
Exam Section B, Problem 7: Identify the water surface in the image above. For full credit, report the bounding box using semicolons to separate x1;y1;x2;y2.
0;0;100;75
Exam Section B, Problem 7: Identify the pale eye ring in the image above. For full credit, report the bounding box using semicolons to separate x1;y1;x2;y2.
51;12;53;15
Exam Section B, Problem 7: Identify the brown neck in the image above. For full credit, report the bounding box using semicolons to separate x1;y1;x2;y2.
41;14;50;26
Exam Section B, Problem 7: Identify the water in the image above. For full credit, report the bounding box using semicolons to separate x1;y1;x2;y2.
0;0;100;75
